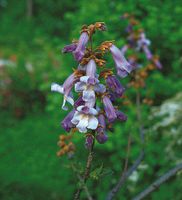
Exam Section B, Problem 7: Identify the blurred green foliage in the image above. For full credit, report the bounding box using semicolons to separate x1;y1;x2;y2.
0;0;181;199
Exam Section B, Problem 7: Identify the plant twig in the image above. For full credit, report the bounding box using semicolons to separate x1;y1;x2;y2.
106;91;145;200
136;91;145;144
132;162;182;200
74;142;94;200
123;134;132;173
71;163;93;200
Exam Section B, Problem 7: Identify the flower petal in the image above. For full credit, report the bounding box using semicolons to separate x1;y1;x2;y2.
87;116;98;130
75;81;86;92
51;83;64;94
71;111;81;124
62;43;77;53
76;115;89;133
83;89;95;102
89;107;98;115
61;110;75;132
86;59;97;78
80;76;89;83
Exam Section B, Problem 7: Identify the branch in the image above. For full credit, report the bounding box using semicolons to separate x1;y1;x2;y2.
71;163;93;200
132;162;182;200
106;91;145;200
74;142;94;200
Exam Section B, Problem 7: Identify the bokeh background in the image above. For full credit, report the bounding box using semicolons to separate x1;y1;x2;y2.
0;0;181;200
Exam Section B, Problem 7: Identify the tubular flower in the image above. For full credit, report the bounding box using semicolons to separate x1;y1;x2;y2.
110;44;133;78
61;110;75;132
75;76;106;102
85;134;94;149
62;43;77;53
137;33;153;60
51;72;79;110
96;114;108;144
106;75;125;97
86;59;97;78
71;105;98;133
102;95;117;123
116;110;127;121
73;31;89;62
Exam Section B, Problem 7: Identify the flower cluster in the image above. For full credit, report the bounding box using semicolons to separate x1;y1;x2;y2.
121;13;162;70
120;14;162;99
51;22;132;150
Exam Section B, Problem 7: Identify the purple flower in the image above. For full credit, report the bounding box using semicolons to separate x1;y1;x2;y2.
96;114;108;144
96;132;108;144
61;110;75;132
106;75;125;97
75;75;106;103
110;44;133;78
86;59;97;78
85;134;94;149
121;45;129;55
74;96;85;108
116;110;127;121
102;95;117;122
109;92;117;102
62;43;77;53
153;58;162;69
74;32;89;62
51;73;78;110
75;60;105;103
71;105;98;133
137;33;151;48
137;33;153;60
143;46;153;60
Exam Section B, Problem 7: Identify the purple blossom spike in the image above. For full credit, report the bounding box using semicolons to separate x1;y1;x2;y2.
96;114;108;144
61;110;75;132
116;110;127;121
110;44;133;78
62;43;77;53
103;95;117;122
106;75;125;96
51;73;78;110
85;135;94;149
74;32;89;62
71;105;98;133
